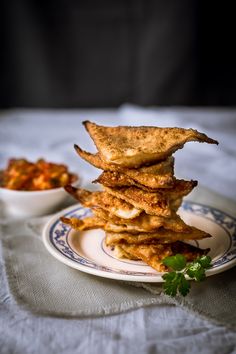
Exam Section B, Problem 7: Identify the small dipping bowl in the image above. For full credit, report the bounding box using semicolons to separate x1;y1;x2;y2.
0;186;73;218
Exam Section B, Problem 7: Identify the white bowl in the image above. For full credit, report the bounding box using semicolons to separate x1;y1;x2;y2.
0;186;71;218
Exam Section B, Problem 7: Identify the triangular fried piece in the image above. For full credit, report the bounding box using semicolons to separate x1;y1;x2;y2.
83;121;218;168
113;245;140;260
120;244;168;271
103;181;196;216
64;185;142;219
61;215;157;233
94;208;191;233
93;171;168;191
162;179;197;201
61;216;105;231
98;178;197;201
61;213;191;234
117;242;209;272
105;226;211;245
61;201;202;234
74;145;175;189
104;186;171;217
104;182;194;217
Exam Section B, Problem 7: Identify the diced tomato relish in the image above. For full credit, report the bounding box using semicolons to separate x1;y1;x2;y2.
0;158;78;191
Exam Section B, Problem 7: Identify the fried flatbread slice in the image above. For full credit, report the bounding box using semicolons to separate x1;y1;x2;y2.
93;171;159;191
104;182;194;217
116;242;209;272
64;185;142;219
163;179;197;201
61;215;158;233
61;216;105;231
94;208;191;233
74;145;175;189
61;216;191;234
61;212;192;234
98;178;197;201
113;245;140;260
105;226;211;245
83;121;218;168
104;186;171;217
118;244;169;271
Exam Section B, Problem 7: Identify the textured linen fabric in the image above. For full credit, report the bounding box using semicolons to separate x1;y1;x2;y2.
1;218;163;317
1;186;236;330
0;107;236;353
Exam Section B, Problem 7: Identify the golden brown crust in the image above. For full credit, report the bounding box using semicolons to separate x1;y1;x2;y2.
61;216;105;231
62;201;207;234
74;145;175;189
104;181;195;217
64;185;142;219
61;215;149;233
113;245;140;260
164;179;198;200
105;226;211;245
65;217;157;233
97;177;197;200
83;121;218;168
170;197;183;211
61;216;146;234
118;244;169;272
117;242;209;272
93;171;171;191
94;208;191;233
104;186;171;217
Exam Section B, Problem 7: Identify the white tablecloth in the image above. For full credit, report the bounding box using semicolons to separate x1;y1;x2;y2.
0;105;236;354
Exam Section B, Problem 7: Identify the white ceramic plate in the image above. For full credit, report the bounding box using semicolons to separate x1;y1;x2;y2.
42;201;236;282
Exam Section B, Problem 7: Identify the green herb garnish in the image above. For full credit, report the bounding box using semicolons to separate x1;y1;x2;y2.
162;254;212;297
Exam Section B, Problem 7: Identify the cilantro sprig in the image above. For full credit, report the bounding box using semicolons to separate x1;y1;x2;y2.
162;254;212;297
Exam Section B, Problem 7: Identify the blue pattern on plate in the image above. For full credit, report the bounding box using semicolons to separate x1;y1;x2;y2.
49;201;236;276
182;202;236;266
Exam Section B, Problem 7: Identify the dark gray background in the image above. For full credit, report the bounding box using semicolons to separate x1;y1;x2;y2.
1;0;236;107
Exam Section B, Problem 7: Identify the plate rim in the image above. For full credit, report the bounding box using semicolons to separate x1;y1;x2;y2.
42;201;236;283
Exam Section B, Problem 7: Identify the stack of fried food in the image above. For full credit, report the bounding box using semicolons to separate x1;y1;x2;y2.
62;121;218;272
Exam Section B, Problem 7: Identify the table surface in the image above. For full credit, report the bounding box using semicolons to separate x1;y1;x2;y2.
0;105;236;354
